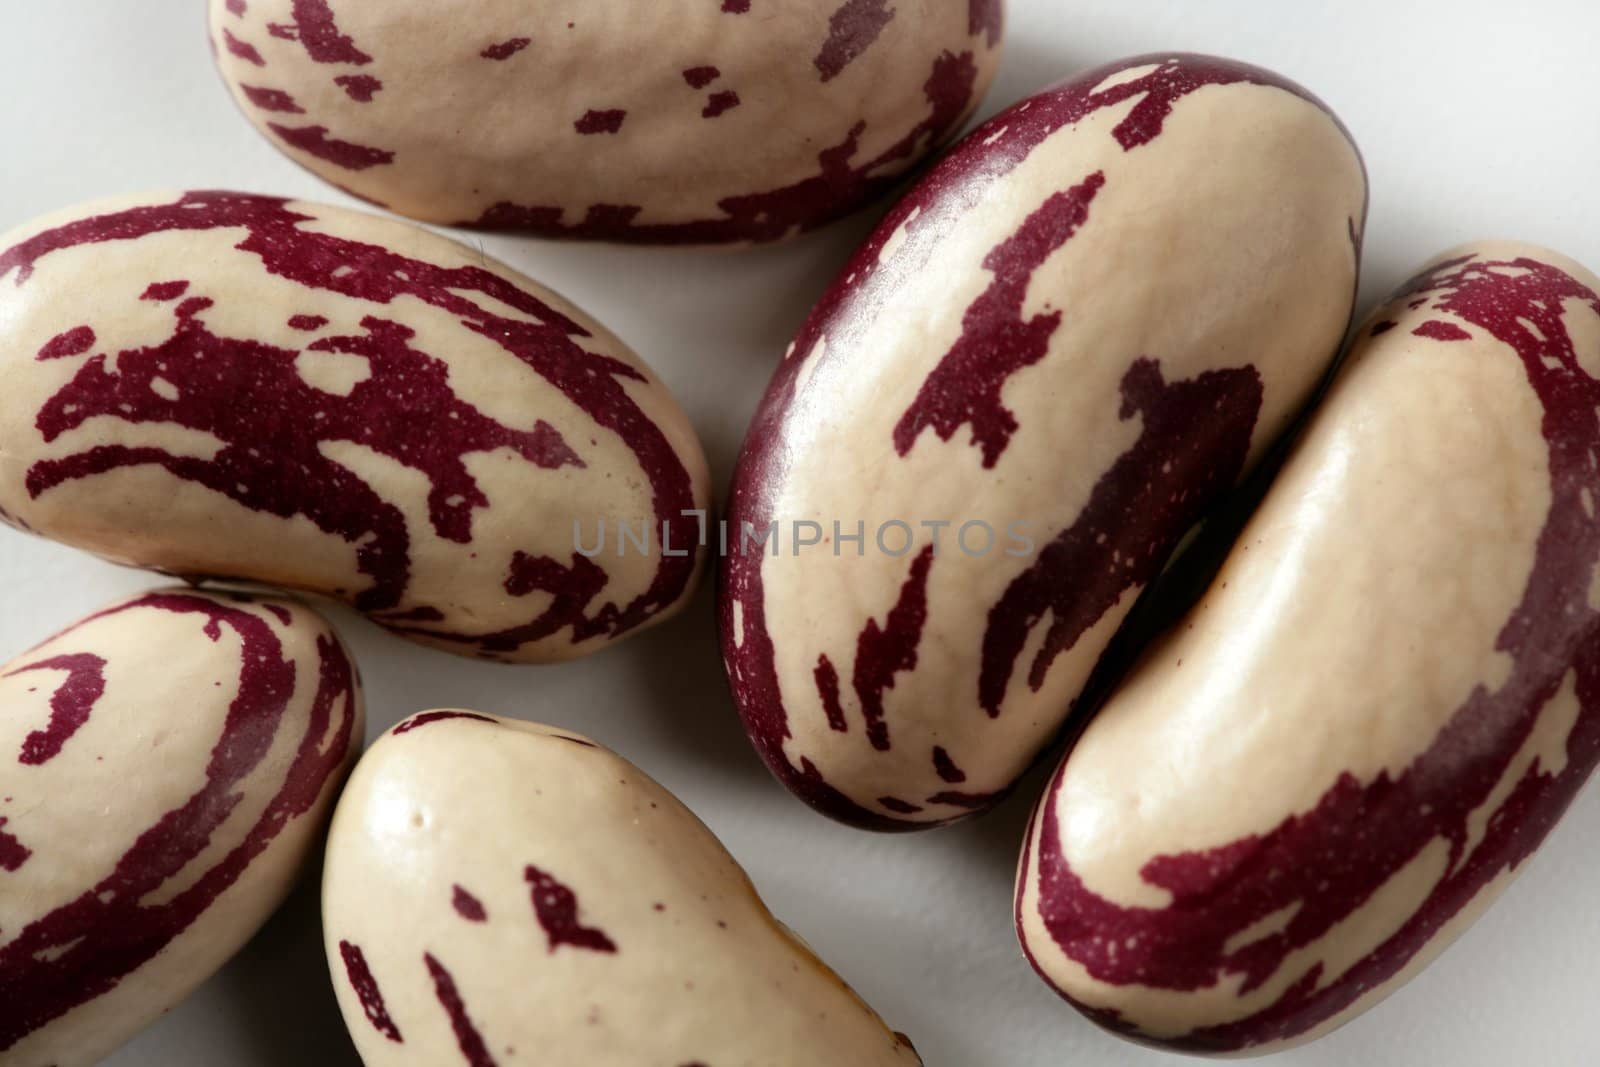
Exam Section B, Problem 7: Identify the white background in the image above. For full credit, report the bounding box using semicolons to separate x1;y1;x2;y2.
2;2;1598;1065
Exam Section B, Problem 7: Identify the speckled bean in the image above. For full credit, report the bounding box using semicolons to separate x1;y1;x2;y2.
207;0;1004;243
720;54;1368;829
1016;242;1600;1053
0;588;362;1067
324;711;922;1066
0;191;711;662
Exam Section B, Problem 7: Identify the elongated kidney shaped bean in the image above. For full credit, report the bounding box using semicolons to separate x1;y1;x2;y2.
719;54;1368;829
0;588;362;1067
0;191;711;662
208;0;1003;243
1016;242;1600;1053
324;711;921;1065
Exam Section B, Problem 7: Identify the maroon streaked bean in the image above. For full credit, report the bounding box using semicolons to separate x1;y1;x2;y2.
0;191;711;662
323;711;922;1065
207;0;1004;243
0;588;362;1067
719;54;1368;829
1017;242;1600;1053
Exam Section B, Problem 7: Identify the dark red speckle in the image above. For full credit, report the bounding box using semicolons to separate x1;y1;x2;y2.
425;953;498;1066
141;280;190;302
38;326;96;360
288;313;328;331
7;653;107;765
240;85;305;114
525;865;617;954
453;885;489;922
0;818;30;872
682;66;720;89
1414;319;1473;342
702;91;741;119
480;37;531;61
574;109;626;135
969;0;1003;46
722;0;750;11
815;0;895;82
334;74;383;102
283;0;372;64
813;546;934;751
226;0;247;15
221;29;265;66
339;940;404;1043
268;123;394;170
932;746;966;784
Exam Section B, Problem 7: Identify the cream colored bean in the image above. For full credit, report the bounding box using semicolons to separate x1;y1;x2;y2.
324;711;922;1066
208;0;1003;243
1016;242;1600;1053
0;588;363;1067
720;54;1367;828
0;191;711;663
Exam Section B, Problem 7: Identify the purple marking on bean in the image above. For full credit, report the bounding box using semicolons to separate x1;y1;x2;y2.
722;0;750;11
288;313;328;331
466;49;980;244
815;0;894;82
877;796;921;814
525;865;617;954
141;280;190;301
6;653;107;765
932;746;965;783
814;656;848;732
979;359;1262;718
283;0;372;64
682;66;720;89
0;192;701;654
1415;320;1473;342
240;84;305;113
480;38;530;61
226;0;247;15
574;109;626;135
926;789;1002;809
339;940;404;1043
0;818;30;872
969;0;1003;46
268;123;394;170
823;545;933;751
702;91;740;118
1022;253;1600;1051
263;604;293;626
425;952;499;1067
452;885;488;922
222;29;265;66
334;74;382;102
38;326;95;360
895;172;1107;468
393;711;496;735
0;592;358;1051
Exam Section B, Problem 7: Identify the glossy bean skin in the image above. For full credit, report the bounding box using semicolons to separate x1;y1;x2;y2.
0;588;362;1067
207;0;1004;244
0;191;711;663
323;711;922;1066
1016;243;1600;1053
719;54;1368;829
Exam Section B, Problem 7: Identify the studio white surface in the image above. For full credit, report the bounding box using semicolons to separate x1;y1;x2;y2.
1;3;1596;1065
